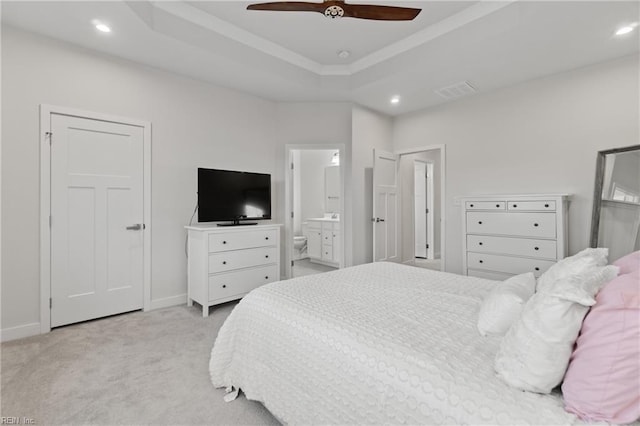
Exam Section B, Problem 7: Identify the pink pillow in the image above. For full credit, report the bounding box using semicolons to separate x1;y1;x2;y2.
562;270;640;424
613;250;640;275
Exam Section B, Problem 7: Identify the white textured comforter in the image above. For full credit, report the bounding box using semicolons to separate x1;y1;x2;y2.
210;262;580;425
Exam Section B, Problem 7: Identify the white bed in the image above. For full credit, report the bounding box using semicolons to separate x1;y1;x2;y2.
209;262;581;425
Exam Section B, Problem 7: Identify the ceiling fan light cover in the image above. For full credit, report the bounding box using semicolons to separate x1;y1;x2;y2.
324;5;344;18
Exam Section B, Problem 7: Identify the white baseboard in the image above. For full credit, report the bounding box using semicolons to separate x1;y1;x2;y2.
149;293;187;311
1;322;41;342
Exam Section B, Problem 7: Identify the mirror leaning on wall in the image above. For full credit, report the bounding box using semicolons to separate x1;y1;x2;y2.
590;145;640;261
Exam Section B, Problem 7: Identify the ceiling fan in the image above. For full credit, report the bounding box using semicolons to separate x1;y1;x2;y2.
246;0;421;21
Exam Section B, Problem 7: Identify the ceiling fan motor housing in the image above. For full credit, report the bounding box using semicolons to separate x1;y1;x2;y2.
324;5;344;18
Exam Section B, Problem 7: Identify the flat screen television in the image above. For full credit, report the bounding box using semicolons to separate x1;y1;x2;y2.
198;168;271;226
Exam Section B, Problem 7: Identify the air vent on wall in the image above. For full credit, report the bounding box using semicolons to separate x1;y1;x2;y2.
434;81;477;100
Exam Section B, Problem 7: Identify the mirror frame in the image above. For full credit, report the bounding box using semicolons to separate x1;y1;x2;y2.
590;144;640;248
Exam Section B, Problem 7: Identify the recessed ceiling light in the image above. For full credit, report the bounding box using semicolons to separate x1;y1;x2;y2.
615;23;638;36
337;50;350;59
390;96;400;105
92;20;111;33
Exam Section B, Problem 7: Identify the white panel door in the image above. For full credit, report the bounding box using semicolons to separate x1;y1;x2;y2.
51;114;144;327
414;161;427;259
373;149;399;263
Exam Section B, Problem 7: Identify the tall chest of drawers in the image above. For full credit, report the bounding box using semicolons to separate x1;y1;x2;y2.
460;194;570;280
185;224;281;316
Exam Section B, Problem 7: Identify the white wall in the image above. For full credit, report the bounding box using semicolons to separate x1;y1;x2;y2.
393;55;640;274
1;27;282;334
351;106;393;265
299;150;335;222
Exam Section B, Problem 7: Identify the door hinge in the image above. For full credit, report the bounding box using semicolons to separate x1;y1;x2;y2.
426;244;430;249
45;131;52;145
291;163;294;170
49;298;52;309
426;208;429;213
291;260;294;267
291;212;294;218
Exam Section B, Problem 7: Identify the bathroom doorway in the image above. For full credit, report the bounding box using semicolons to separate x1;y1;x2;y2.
284;144;345;279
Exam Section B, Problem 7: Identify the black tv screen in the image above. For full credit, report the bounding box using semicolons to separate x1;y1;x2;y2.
198;168;271;224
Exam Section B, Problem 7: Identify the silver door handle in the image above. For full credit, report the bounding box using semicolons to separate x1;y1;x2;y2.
371;218;385;223
126;223;144;230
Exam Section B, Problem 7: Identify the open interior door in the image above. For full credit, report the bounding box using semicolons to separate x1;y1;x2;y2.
372;149;400;262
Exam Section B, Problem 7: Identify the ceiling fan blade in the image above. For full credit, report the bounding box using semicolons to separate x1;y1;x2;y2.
342;4;421;21
247;2;325;13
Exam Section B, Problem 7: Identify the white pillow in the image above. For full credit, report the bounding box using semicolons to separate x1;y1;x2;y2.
537;247;609;293
494;265;619;394
477;272;536;336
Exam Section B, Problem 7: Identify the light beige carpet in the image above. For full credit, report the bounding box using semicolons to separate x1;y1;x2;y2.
1;302;279;425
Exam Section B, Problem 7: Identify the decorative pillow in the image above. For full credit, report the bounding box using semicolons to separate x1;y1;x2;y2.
494;265;619;394
477;272;536;336
613;250;640;275
562;270;640;424
537;247;609;293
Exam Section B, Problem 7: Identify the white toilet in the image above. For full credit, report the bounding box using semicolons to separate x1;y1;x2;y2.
293;223;308;260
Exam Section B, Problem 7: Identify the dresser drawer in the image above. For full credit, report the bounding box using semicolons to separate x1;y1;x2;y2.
467;252;555;277
467;235;557;259
208;265;278;301
465;201;505;210
507;200;556;211
466;212;556;238
468;269;515;281
208;229;277;252
208;247;277;273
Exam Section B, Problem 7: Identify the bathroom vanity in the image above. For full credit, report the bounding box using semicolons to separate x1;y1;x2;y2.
306;218;341;268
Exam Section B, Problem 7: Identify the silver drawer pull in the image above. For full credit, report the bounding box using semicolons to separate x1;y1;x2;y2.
126;223;144;230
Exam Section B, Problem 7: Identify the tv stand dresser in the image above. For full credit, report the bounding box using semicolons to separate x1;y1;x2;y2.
185;224;282;316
